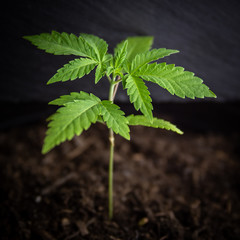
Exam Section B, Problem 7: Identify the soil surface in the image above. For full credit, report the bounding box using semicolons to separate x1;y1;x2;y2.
0;121;240;240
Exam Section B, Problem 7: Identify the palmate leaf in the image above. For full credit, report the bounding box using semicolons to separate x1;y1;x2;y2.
24;31;95;58
100;101;130;140
24;31;110;84
137;63;216;99
127;115;183;134
44;92;130;153
123;49;178;110
42;93;101;154
125;75;153;120
47;58;97;84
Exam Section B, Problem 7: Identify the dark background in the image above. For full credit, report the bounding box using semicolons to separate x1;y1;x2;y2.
1;0;240;130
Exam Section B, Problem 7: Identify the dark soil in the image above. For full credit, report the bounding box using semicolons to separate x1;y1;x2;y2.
0;121;240;240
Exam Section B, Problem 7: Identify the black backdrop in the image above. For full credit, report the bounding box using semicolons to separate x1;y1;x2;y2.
1;0;240;129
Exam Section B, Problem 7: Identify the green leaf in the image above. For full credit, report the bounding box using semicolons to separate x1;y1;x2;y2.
106;66;114;77
100;101;130;140
103;54;113;65
127;115;183;134
121;74;128;89
47;58;97;84
124;36;153;62
138;63;216;99
113;40;128;69
95;63;107;84
24;31;95;58
129;48;179;75
79;35;109;83
125;75;153;120
42;93;101;154
49;91;99;106
104;54;114;76
81;33;108;61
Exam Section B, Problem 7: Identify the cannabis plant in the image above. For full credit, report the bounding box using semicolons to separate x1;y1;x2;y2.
24;31;216;219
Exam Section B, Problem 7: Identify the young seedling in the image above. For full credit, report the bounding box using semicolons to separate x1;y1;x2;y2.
24;31;216;219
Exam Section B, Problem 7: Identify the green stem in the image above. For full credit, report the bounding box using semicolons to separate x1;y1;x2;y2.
109;81;115;101
108;80;115;220
108;128;114;220
107;75;121;219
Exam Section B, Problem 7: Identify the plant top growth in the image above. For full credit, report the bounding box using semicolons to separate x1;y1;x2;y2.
24;31;216;219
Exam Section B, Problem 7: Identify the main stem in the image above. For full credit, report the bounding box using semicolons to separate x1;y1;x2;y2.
108;128;114;220
108;80;115;220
